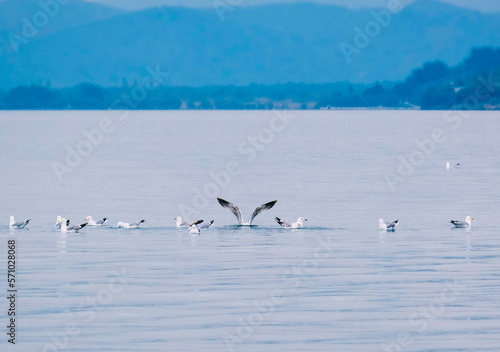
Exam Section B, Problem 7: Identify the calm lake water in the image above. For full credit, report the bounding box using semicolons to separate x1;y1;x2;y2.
1;110;499;352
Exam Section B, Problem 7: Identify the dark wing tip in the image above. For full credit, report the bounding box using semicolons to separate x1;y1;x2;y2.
194;219;204;225
210;220;214;224
266;200;278;208
80;223;88;228
217;197;229;207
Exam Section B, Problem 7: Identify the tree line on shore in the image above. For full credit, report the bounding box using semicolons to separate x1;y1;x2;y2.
1;47;499;110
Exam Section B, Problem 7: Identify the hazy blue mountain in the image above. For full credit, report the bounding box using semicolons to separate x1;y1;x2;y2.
0;0;123;56
1;0;500;88
85;0;500;12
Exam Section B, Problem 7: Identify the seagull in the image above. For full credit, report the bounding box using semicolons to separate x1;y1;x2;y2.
174;217;203;228
446;162;460;170
188;220;204;235
450;216;473;228
275;217;308;228
199;220;214;230
84;216;107;226
61;218;87;232
9;216;31;229
55;215;62;228
379;219;399;231
117;220;145;228
217;198;277;226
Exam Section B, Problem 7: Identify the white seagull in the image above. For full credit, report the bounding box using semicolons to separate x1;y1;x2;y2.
446;162;460;170
117;220;145;228
84;216;107;226
9;216;31;229
379;219;399;231
61;219;87;232
55;215;62;228
188;220;204;235
450;216;473;228
275;217;308;229
199;220;214;230
217;197;277;226
174;217;203;228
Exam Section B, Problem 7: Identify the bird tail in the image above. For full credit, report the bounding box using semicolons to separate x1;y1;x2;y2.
379;219;386;229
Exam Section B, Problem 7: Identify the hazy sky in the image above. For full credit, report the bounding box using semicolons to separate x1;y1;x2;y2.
88;0;500;12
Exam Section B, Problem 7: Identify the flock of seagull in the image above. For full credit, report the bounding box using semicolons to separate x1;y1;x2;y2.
8;215;144;232
176;198;308;234
7;195;473;234
6;197;307;234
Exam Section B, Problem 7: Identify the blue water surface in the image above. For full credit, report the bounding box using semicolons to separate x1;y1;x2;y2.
0;110;499;351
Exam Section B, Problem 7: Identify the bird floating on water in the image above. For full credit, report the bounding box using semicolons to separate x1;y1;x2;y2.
199;220;214;230
55;215;62;228
217;197;277;226
175;217;203;228
117;220;145;228
379;219;399;231
85;216;107;226
450;216;473;228
61;219;87;232
188;220;204;234
275;217;308;228
446;162;460;170
9;216;30;229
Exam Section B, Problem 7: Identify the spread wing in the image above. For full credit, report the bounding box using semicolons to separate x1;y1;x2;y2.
248;200;277;225
217;198;243;225
275;217;291;228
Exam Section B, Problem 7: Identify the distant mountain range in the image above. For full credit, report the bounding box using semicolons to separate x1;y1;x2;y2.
1;0;500;89
0;0;123;54
2;46;500;110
